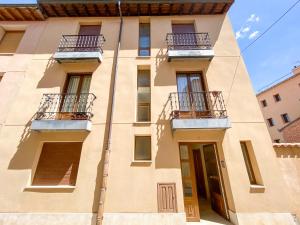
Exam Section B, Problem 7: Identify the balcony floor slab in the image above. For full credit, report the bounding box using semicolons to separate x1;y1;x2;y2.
31;120;92;132
54;51;103;63
168;49;214;61
171;118;231;130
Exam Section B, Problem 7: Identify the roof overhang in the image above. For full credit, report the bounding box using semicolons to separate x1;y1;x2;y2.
38;0;234;17
0;4;45;21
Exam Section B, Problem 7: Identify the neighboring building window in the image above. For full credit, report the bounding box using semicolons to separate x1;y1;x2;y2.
0;72;3;82
134;136;151;161
32;142;82;186
281;113;290;123
0;31;25;53
274;139;280;143
137;69;151;122
267;118;275;127
273;93;281;102
240;142;258;185
139;23;150;56
261;100;267;107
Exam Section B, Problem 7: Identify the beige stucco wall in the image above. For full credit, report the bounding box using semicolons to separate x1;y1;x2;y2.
0;14;297;225
257;68;300;142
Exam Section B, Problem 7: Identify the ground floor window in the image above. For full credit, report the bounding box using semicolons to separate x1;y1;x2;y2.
32;142;82;186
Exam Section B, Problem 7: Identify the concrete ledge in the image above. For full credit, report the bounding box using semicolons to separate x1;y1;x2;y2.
172;118;231;130
31;120;92;132
0;213;96;225
54;51;103;63
103;213;186;225
168;49;214;61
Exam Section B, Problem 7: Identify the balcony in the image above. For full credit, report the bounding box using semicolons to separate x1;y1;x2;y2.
166;33;214;61
169;91;230;130
31;93;96;132
53;35;105;63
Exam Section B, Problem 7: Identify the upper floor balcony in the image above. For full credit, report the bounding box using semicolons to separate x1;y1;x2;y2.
31;93;96;132
53;35;105;63
169;91;230;130
166;33;214;62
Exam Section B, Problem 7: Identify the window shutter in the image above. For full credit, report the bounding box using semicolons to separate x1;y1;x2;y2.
157;183;177;213
32;142;82;186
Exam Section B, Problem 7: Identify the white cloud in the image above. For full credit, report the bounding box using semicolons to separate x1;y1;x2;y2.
242;26;250;33
247;14;260;23
249;31;259;39
236;31;242;39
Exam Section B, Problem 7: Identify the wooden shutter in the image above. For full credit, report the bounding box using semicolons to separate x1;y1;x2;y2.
172;24;195;33
32;142;82;186
78;25;101;35
0;31;24;53
157;183;177;213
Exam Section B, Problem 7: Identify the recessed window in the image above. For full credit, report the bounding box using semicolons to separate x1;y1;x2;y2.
274;139;280;143
240;142;258;185
134;136;151;161
273;94;281;102
0;31;25;53
281;113;290;123
139;23;150;56
32;142;82;186
137;69;151;122
261;100;267;107
267;118;275;127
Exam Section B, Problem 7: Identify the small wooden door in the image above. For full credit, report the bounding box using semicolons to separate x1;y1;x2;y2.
157;183;178;213
77;25;101;51
203;144;227;218
179;144;200;222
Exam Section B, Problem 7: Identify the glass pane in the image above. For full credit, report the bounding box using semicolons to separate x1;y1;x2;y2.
179;145;189;160
183;180;193;197
139;23;150;56
137;70;150;87
139;49;150;56
181;162;191;177
137;87;151;103
135;136;151;160
137;104;150;122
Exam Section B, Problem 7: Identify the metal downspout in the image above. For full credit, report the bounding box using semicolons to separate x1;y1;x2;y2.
96;1;123;225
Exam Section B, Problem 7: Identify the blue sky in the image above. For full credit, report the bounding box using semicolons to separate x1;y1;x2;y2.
1;0;300;92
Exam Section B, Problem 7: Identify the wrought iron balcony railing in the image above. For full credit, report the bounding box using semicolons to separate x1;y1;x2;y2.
169;91;227;119
35;93;96;120
57;35;105;53
166;33;212;51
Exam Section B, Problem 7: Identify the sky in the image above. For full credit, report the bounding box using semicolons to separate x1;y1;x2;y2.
1;0;300;93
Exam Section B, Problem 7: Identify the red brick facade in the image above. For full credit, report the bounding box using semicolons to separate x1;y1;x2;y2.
281;117;300;143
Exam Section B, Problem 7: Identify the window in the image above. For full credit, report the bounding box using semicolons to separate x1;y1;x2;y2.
0;31;25;53
267;118;275;127
240;142;258;185
273;94;281;102
261;100;267;107
32;142;82;186
134;136;151;161
274;139;280;143
137;70;151;122
139;23;150;56
281;113;290;123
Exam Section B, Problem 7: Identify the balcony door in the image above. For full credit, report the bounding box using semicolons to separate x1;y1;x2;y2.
176;72;208;118
77;25;101;51
60;74;92;120
172;24;197;50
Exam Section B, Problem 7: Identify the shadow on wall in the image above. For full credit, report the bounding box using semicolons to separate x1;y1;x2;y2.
155;94;180;169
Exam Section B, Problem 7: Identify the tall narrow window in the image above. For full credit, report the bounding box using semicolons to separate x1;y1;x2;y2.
139;23;150;56
267;118;275;127
261;100;267;107
273;94;281;102
240;142;257;185
134;136;151;161
281;113;290;123
137;70;151;122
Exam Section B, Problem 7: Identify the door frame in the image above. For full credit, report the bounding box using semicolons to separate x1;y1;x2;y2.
178;142;230;221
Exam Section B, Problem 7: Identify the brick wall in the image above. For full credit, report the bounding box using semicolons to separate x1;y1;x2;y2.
281;118;300;143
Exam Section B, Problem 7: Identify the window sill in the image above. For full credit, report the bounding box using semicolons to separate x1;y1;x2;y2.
24;185;76;191
0;53;14;56
131;160;152;167
136;56;151;59
133;122;152;126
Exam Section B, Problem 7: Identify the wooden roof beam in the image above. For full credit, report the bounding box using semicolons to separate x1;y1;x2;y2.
8;8;25;21
49;4;59;16
61;4;71;16
189;3;195;14
93;4;101;16
209;3;217;14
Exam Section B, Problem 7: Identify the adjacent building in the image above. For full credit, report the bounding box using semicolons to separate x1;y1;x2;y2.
257;66;300;143
0;1;299;225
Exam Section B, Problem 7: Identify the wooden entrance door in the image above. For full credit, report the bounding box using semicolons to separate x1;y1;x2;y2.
77;25;101;51
179;143;200;222
203;144;227;218
176;73;208;118
172;24;197;50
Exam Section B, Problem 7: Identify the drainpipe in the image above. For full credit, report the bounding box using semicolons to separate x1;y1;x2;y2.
96;1;123;225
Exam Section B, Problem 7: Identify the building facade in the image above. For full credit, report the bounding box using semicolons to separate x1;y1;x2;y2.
0;1;298;225
257;66;300;143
